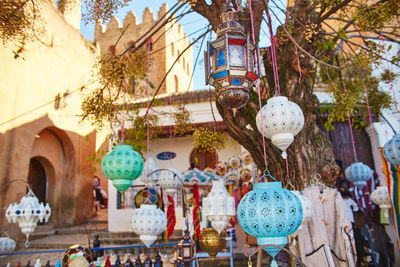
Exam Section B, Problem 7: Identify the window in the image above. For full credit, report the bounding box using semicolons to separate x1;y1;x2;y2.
174;75;179;92
171;43;175;56
183;58;186;70
177;49;180;62
108;45;116;55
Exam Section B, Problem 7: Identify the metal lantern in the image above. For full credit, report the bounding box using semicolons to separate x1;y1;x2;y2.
130;204;167;247
383;134;400;166
371;186;391;209
178;229;195;266
101;144;144;194
203;179;235;233
157;169;183;196
0;237;16;255
256;96;304;158
205;7;260;109
237;182;303;260
199;228;226;258
134;187;161;208
5;189;51;246
345;162;373;188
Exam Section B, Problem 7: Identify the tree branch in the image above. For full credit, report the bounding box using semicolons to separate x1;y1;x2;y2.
317;0;353;24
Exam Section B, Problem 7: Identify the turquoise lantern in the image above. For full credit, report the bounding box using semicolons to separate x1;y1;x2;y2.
383;134;400;166
237;182;303;264
101;145;144;194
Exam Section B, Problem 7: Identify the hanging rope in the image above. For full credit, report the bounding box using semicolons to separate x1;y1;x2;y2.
146;38;151;189
342;86;358;161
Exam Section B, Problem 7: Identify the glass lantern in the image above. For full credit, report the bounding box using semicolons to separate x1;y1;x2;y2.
205;7;260;109
177;230;195;267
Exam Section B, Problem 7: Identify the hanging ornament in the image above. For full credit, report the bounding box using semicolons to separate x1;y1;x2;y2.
371;186;391;209
5;189;51;247
345;162;373;188
203;179;236;233
383;134;400;166
157;169;183;196
130;204;167;247
237;182;303;261
216;161;228;176
228;156;241;169
241;151;253;165
199;228;226;258
204;7;260;109
134;187;161;208
240;169;252;183
291;191;313;233
256;96;304;158
139;158;158;188
0;236;16;254
101;145;144;194
227;173;239;188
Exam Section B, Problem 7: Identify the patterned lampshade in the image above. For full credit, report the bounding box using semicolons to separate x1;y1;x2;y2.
345;161;373;188
0;237;16;254
237;182;303;259
101;145;144;194
371;185;391;209
383;134;400;166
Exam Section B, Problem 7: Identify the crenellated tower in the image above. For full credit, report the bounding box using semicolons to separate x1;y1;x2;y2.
94;4;194;95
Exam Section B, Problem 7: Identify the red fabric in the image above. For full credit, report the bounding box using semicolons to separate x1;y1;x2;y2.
192;183;201;240
104;256;111;267
349;172;380;215
166;194;176;241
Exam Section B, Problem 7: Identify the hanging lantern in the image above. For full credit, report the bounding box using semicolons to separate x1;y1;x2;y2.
5;189;51;247
291;191;313;233
140;158;158;188
0;237;16;254
177;229;195;266
237;182;303;260
371;186;391;209
241;151;253;165
130;204;167;247
134;187;161;208
345;162;373;188
199;228;226;258
205;7;260;109
383;134;400;166
101;145;144;194
203;179;235;233
157;169;183;196
256;96;304;158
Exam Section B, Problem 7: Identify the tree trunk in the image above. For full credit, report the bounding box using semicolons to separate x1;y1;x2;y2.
192;0;340;189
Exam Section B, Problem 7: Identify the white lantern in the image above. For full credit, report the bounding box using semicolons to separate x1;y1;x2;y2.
383;134;400;166
5;189;51;246
371;186;391;209
140;158;158;187
292;191;313;224
202;179;235;233
130;204;167;247
256;96;304;158
157;169;183;195
0;237;16;255
345;162;373;188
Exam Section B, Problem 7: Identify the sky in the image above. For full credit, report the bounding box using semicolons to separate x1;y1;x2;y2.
79;0;288;90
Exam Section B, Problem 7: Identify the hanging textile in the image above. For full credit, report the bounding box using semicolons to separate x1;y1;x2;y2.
192;183;201;240
166;194;176;241
289;185;356;267
380;147;400;250
349;173;380;214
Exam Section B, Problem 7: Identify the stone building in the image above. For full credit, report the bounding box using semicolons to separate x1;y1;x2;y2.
94;4;193;96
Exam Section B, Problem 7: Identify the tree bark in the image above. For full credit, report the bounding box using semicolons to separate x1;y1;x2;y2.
191;0;339;189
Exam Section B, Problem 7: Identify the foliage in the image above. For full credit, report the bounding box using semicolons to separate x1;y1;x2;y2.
80;49;148;128
192;127;227;153
82;0;130;24
172;104;194;136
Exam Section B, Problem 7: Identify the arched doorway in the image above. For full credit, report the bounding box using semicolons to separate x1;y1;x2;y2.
27;158;47;203
189;149;217;170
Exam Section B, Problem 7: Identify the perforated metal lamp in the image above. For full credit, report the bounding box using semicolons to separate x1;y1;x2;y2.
177;229;195;267
205;7;260;109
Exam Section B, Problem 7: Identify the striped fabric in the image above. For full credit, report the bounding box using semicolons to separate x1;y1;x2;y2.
192;183;201;240
379;147;400;249
166;194;176;241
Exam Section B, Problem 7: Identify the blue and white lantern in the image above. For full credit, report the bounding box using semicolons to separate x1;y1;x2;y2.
345;162;373;188
237;182;303;262
383;134;400;166
205;7;260;109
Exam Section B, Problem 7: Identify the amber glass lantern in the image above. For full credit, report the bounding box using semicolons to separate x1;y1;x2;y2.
178;230;195;266
199;228;226;258
205;7;260;109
